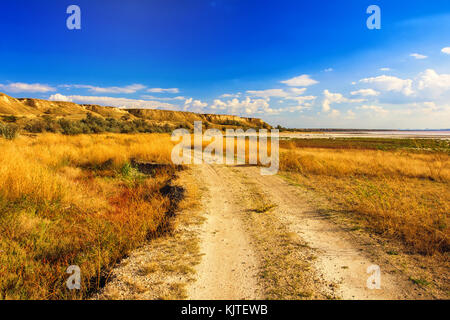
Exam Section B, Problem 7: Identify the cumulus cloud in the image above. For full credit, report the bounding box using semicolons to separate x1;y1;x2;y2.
48;94;177;110
414;101;450;115
356;69;450;102
289;88;308;95
211;97;277;115
287;95;316;104
280;74;319;87
441;47;450;55
359;75;414;96
380;67;391;71
357;105;388;114
183;98;208;112
49;93;72;102
350;89;380;97
0;82;56;93
322;90;364;113
417;69;450;92
410;53;428;59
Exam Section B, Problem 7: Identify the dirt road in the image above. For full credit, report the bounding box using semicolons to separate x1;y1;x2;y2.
98;163;431;300
186;164;427;300
187;165;262;299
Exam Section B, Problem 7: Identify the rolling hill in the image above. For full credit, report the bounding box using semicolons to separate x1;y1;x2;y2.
0;92;271;133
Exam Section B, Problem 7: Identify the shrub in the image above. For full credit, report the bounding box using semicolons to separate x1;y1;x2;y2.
22;114;182;135
24;119;46;133
1;115;18;123
0;123;20;140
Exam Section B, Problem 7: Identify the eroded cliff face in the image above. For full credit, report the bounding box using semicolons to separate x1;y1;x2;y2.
0;92;271;130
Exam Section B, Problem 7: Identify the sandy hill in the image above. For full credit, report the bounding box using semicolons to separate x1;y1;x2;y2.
0;92;271;130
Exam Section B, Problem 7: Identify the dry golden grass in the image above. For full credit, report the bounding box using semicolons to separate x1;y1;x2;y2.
186;134;275;166
279;144;449;255
0;133;177;299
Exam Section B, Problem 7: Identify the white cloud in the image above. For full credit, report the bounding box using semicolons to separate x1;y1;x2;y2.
146;88;180;93
49;93;72;102
246;89;290;99
441;47;450;55
141;95;185;101
324;68;333;72
350;89;380;97
0;82;56;93
417;69;450;92
63;84;146;94
282;104;313;113
410;53;428;59
280;74;319;87
59;84;181;95
380;67;391;71
359;75;414;96
246;88;314;102
220;93;241;98
357;105;388;114
288;88;308;95
287;95;316;103
413;101;450;115
184;98;208;112
211;97;276;115
48;94;177;110
322;90;364;113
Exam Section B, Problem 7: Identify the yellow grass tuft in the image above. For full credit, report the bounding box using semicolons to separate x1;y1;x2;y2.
279;146;449;255
0;133;178;299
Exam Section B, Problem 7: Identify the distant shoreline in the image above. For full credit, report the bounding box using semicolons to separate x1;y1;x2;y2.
278;130;450;140
280;128;450;132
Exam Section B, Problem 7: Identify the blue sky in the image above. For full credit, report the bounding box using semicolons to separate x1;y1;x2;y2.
1;0;449;128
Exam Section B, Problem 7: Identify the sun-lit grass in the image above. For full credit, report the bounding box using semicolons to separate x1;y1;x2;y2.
279;140;449;255
0;133;177;299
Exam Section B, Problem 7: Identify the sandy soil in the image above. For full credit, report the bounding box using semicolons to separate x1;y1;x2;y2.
187;165;262;299
242;166;428;299
186;164;429;300
98;163;435;300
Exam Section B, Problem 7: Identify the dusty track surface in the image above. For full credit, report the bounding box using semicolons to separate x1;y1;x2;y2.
186;164;428;300
187;165;262;299
98;163;432;300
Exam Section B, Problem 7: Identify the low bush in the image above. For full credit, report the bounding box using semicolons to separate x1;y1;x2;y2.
22;114;176;135
0;122;20;140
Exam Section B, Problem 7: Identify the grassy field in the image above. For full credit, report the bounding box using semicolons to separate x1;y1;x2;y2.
1;131;448;299
279;138;449;255
0;133;179;299
280;137;449;152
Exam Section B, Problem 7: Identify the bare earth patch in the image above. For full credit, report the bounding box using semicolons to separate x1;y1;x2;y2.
96;163;447;300
187;165;262;300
